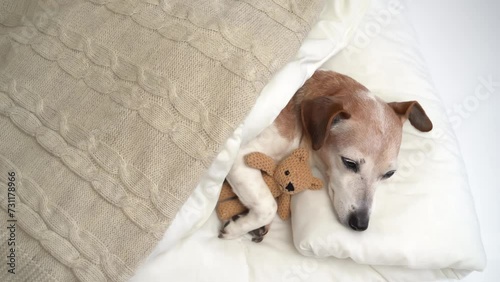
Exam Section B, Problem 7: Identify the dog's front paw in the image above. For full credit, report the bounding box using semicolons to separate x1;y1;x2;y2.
248;225;269;243
218;215;242;239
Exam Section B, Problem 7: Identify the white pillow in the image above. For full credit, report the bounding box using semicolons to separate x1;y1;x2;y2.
291;0;486;273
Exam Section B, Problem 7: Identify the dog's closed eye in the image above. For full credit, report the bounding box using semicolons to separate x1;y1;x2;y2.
382;170;396;179
341;157;359;173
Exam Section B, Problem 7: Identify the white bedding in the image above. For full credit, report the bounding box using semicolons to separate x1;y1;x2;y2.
131;1;486;281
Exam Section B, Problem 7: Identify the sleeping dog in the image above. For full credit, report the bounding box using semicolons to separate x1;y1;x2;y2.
219;70;433;241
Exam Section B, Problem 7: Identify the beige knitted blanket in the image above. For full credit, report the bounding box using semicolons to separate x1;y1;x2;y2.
0;0;322;281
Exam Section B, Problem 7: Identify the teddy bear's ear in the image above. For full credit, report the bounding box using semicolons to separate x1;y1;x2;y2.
245;152;276;175
291;147;308;162
310;177;323;190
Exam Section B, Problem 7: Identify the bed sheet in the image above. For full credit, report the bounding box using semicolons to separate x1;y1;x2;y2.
131;0;485;281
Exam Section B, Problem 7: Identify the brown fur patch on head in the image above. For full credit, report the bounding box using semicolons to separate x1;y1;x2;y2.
328;99;403;165
295;70;369;102
276;70;431;166
275;71;369;141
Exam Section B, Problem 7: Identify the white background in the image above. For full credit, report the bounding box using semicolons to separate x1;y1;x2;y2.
407;1;500;281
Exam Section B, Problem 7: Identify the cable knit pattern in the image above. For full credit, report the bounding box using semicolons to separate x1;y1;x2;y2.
0;75;177;225
0;84;168;239
88;0;272;81
0;75;186;219
6;22;220;156
0;155;133;281
0;0;323;280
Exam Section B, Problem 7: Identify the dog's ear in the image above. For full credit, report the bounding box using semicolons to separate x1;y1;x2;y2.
388;101;433;132
301;96;350;150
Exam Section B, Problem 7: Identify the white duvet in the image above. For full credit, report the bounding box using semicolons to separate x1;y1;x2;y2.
131;1;486;281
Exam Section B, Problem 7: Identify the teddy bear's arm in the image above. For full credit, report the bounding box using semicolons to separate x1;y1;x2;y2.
310;177;324;190
276;194;291;220
216;199;248;221
262;175;283;198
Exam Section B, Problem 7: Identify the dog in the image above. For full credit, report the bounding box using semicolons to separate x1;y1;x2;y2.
219;70;433;241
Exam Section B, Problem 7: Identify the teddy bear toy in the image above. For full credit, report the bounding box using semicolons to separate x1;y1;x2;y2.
216;147;323;221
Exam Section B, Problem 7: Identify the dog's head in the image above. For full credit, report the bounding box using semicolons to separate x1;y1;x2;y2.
299;71;432;231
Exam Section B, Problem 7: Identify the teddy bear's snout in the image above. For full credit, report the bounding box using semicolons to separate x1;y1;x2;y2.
285;182;294;192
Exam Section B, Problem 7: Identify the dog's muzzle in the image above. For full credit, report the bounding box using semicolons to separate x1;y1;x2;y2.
285;182;294;192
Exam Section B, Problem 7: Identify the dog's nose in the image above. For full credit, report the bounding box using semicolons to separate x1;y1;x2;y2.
348;211;369;231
